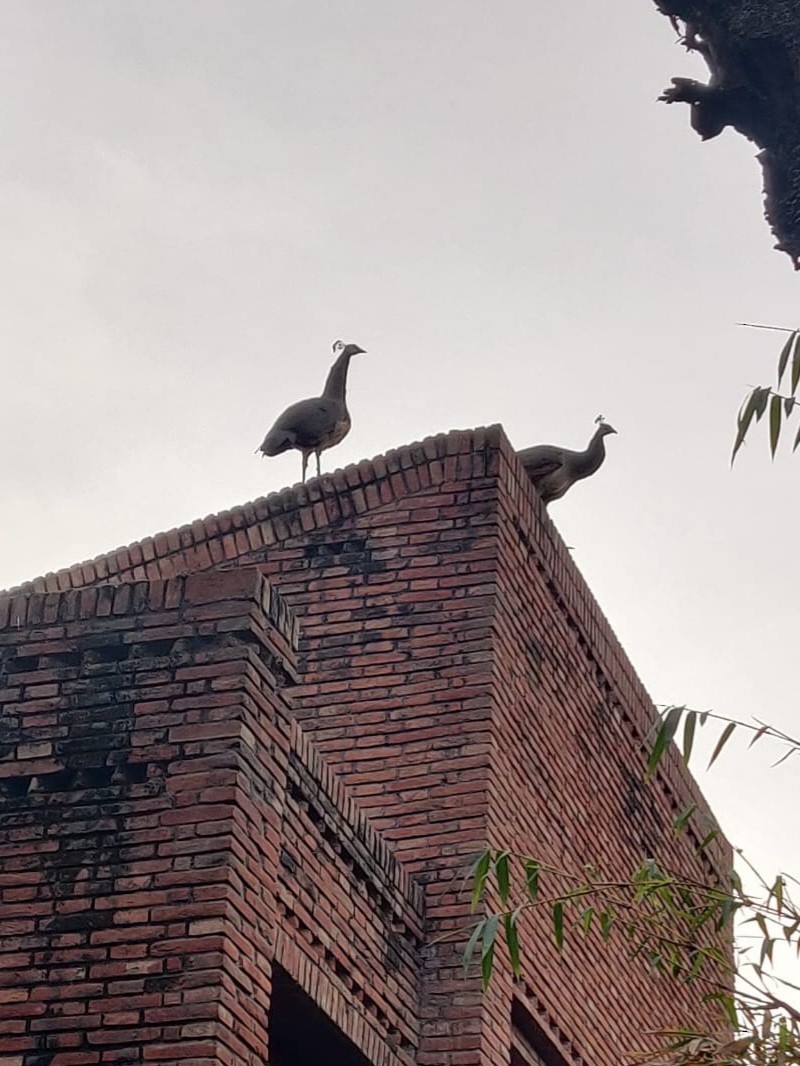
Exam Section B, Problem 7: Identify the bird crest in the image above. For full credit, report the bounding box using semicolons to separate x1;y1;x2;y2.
594;414;605;425
332;339;345;353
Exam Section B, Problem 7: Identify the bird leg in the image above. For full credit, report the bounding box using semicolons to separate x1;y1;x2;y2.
301;451;309;483
315;451;321;478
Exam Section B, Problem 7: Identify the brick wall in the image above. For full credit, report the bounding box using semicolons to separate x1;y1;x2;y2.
480;445;727;1066
0;569;421;1066
5;426;731;1066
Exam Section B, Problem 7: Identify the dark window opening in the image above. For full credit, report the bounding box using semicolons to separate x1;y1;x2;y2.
269;964;371;1066
511;996;571;1066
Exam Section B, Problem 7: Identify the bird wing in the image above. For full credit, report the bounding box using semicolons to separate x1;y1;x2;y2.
257;424;297;456
517;444;565;480
258;396;341;455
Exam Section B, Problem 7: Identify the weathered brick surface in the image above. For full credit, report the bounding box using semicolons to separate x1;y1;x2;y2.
3;426;731;1066
0;570;421;1066
478;447;728;1066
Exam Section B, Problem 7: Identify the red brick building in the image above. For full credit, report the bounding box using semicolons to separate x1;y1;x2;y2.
0;426;728;1066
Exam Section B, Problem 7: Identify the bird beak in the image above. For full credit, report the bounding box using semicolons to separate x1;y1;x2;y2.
353;346;366;355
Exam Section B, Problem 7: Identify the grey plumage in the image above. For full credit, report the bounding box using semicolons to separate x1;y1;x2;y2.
256;340;366;481
518;418;617;505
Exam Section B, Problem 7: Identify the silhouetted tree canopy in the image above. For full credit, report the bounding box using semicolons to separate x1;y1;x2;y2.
654;1;800;268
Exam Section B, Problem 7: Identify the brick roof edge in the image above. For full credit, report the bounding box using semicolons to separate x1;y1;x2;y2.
5;426;504;597
5;424;729;872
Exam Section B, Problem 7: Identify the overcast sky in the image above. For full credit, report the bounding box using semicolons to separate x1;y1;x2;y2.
1;0;797;948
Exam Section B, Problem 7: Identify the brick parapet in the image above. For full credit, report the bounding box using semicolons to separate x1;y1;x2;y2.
5;425;725;874
6;429;499;600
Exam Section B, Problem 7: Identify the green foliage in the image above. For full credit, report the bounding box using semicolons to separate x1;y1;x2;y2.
465;850;525;988
463;705;800;1065
732;328;800;462
647;704;684;778
481;914;499;990
470;850;491;912
648;705;799;776
504;910;521;977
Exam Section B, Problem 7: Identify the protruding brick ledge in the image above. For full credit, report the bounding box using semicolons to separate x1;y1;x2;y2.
0;567;299;652
289;718;425;926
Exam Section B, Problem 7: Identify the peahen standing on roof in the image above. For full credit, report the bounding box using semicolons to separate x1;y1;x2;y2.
517;417;617;505
256;340;366;482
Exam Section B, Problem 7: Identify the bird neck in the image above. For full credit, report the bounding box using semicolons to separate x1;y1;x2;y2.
322;352;351;404
584;429;607;473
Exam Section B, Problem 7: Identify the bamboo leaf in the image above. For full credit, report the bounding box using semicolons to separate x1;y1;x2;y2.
471;851;491;912
779;1017;791;1053
463;919;485;976
785;396;795;418
682;710;697;765
731;390;759;464
599;910;615;940
481;915;499;990
769;875;785;915
712;992;739;1029
700;945;727;968
673;803;697;834
748;725;769;748
525;860;540;903
754;386;770;421
688;950;705;979
772;746;798;767
504;912;521;977
777;331;795;387
708;722;736;769
792;333;800;394
759;936;775;967
495;852;510;907
698;828;719;851
769;392;782;457
646;705;684;778
480;942;495;990
793;420;800;453
580;907;594;937
718;895;739;928
552;901;564;952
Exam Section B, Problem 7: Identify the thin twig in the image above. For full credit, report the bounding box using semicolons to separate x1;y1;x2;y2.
736;323;797;333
